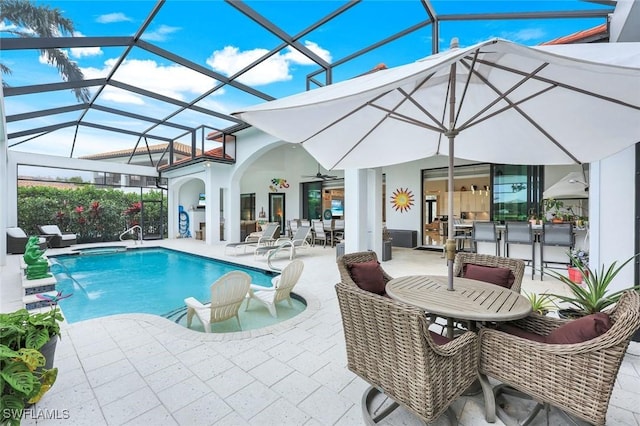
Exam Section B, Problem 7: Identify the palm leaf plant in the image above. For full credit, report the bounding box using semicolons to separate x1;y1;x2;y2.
523;291;556;315
0;304;65;425
544;253;640;315
0;0;90;102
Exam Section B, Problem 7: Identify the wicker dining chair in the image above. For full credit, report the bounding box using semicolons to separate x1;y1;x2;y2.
336;251;393;288
335;281;479;424
479;290;640;426
453;252;525;293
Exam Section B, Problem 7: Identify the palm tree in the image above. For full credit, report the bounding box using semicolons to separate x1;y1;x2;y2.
1;0;90;102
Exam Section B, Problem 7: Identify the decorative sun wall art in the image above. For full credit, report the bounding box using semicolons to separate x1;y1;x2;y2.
391;187;415;213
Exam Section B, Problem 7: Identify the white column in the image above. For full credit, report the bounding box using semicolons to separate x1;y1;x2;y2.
0;89;7;267
344;168;370;253
368;168;383;260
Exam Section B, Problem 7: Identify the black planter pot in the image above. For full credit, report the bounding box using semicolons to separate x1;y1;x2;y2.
557;308;586;320
39;335;58;370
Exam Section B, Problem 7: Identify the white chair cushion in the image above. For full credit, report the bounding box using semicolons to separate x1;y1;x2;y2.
7;227;27;238
40;225;62;236
61;234;77;240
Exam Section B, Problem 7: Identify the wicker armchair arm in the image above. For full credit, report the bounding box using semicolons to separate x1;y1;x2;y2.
505;312;568;335
429;329;478;357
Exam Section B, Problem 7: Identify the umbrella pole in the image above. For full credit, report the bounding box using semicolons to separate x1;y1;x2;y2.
446;57;458;292
446;135;456;291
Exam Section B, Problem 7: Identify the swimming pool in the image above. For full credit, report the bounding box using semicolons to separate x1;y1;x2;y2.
51;248;306;330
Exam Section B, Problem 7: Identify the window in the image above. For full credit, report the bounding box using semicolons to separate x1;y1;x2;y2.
240;193;255;220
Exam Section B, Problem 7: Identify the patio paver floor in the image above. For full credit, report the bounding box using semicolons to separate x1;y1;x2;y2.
2;240;638;425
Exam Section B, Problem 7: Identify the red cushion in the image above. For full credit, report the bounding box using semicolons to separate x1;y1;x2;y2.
349;261;386;295
463;264;513;288
429;331;452;346
546;313;612;344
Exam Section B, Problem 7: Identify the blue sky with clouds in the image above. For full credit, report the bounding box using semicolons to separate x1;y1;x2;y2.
1;0;611;161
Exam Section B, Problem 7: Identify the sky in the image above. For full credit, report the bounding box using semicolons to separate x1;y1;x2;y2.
1;0;612;170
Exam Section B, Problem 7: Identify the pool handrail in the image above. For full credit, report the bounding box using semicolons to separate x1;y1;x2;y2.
120;225;143;245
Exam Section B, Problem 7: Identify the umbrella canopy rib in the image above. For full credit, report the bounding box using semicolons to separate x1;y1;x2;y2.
456;61;550;132
473;57;640;110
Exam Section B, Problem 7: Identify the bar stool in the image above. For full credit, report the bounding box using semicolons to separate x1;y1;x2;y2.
540;222;574;281
504;222;536;280
472;222;500;256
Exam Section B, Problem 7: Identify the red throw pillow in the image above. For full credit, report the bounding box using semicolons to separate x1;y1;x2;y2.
349;261;386;295
463;264;513;288
546;312;612;344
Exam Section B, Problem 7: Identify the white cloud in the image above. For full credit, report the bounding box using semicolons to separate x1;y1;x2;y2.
81;58;218;105
144;25;181;42
0;22;18;32
283;41;332;65
500;28;547;42
70;32;103;58
206;40;332;86
96;13;132;24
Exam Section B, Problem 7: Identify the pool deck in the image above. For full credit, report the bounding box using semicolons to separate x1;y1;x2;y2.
2;239;639;425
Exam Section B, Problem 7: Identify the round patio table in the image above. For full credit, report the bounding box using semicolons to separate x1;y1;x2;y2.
385;274;532;424
386;275;532;326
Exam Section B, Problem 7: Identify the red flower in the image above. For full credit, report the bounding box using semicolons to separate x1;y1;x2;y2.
75;205;84;213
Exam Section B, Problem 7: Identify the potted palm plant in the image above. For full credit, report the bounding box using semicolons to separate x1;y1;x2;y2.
0;305;65;425
544;253;640;318
523;291;556;315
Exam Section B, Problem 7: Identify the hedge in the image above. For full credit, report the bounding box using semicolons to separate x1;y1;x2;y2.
17;185;167;243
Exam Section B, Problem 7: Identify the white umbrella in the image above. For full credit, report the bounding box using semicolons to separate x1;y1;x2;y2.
233;38;640;290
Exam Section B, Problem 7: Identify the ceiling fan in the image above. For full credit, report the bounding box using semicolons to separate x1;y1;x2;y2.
302;163;338;181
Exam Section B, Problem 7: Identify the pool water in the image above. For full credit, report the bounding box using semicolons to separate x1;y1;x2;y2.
51;248;306;331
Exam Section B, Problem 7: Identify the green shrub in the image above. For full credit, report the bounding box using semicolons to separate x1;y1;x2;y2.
17;185;167;243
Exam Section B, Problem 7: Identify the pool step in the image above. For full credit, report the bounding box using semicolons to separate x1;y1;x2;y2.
21;268;58;310
23;290;58;310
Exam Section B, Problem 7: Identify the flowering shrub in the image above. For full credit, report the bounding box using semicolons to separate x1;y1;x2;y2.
17;186;167;242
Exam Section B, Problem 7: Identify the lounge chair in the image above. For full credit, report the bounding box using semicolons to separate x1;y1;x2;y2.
37;224;77;248
224;222;279;255
254;225;312;260
6;227;47;254
245;259;304;317
184;271;252;332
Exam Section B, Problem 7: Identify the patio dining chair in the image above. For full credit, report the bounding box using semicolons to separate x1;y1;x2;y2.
336;251;393;290
335;281;479;424
454;252;524;293
479;290;640;426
